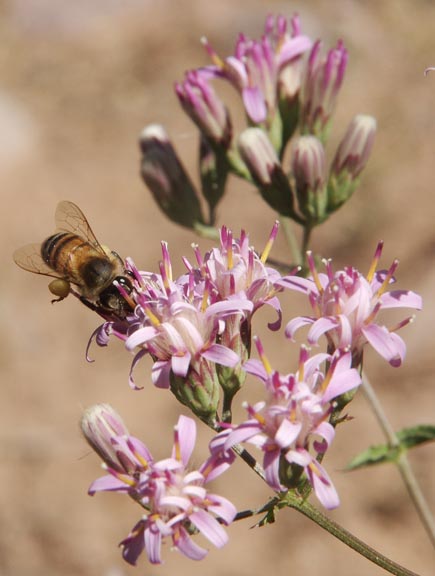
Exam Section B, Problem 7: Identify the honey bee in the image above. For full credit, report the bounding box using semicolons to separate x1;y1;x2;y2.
13;201;135;320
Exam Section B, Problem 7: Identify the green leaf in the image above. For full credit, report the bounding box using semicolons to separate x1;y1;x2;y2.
396;424;435;449
346;424;435;471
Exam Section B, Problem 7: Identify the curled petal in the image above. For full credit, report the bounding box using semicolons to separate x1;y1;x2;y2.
380;290;422;310
306;317;339;344
151;360;171;388
263;448;282;490
125;326;158;351
285;316;315;340
190;509;229;548
206;494;237;524
175;526;208;561
88;474;131;495
129;350;147;390
202;343;239;367
362;324;406;367
307;460;340;510
120;520;146;565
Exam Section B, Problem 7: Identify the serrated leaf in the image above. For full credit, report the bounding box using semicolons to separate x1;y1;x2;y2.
346;424;435;471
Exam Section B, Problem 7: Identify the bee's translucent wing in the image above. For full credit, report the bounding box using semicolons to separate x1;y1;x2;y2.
13;243;61;278
55;201;105;252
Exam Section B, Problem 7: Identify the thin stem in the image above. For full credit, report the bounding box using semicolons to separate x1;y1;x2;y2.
362;372;435;548
289;497;421;576
280;216;303;266
231;442;267;483
301;223;313;257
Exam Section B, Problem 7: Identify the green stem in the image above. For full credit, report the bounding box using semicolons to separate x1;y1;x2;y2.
288;497;421;576
302;223;313;257
280;216;303;266
362;372;435;548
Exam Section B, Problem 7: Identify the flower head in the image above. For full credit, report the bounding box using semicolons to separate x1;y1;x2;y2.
301;40;348;140
224;340;361;508
175;71;232;147
279;244;422;367
82;408;237;565
89;225;292;416
200;14;311;125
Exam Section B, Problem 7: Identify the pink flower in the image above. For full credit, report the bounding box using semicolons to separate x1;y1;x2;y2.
300;40;348;138
81;408;237;565
224;340;361;509
279;243;422;367
200;14;311;124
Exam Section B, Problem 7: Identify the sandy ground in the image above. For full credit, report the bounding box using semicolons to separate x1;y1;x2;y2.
2;1;435;575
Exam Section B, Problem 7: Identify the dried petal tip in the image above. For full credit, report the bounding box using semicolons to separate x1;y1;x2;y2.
139;124;204;229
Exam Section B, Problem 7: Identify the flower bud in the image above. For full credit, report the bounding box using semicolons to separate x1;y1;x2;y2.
291;135;327;224
175;71;232;148
301;40;348;141
238;127;298;219
80;404;129;472
139;124;205;229
327;114;376;212
170;359;220;424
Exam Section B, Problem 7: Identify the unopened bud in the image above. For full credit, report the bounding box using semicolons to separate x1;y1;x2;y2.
80;404;129;472
175;71;232;148
238;128;298;219
140;124;205;229
291;135;327;224
328;114;376;212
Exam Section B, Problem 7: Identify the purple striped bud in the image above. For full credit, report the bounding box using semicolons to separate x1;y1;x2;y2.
80;404;130;472
238;127;298;219
139;124;204;229
328;114;376;212
331;114;376;178
291;135;327;223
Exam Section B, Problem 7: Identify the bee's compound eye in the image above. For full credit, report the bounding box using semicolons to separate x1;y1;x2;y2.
48;279;70;299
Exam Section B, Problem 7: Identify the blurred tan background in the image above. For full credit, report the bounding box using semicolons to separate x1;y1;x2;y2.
2;0;435;574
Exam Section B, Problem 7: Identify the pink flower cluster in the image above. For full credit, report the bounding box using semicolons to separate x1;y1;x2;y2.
223;340;361;508
91;222;288;396
82;406;236;564
279;243;422;366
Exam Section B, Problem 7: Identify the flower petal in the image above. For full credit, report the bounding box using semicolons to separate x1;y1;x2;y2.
362;324;406;367
190;509;229;548
174;415;197;465
202;343;239;367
